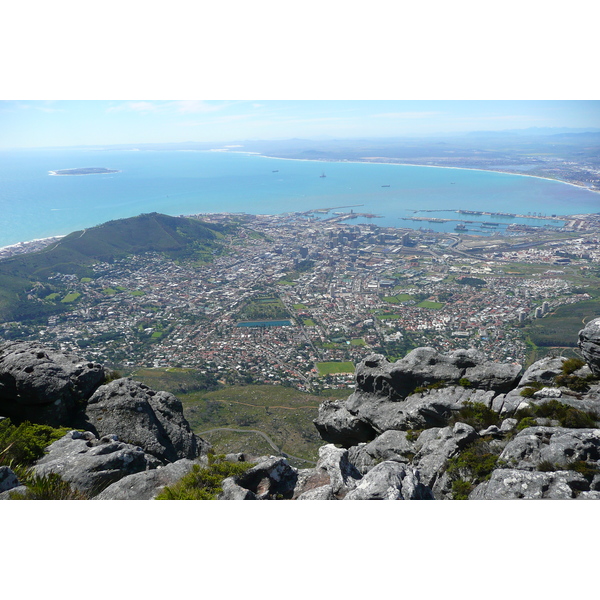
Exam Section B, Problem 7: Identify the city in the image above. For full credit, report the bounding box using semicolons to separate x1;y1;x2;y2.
2;209;598;393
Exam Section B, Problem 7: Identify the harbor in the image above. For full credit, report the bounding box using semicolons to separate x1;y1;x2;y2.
401;208;568;232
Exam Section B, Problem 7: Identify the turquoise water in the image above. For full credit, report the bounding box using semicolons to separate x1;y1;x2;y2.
1;147;598;247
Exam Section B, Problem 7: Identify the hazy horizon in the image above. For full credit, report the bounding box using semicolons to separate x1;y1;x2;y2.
2;100;599;150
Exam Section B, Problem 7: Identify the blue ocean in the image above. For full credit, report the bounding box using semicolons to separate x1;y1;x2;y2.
1;147;599;248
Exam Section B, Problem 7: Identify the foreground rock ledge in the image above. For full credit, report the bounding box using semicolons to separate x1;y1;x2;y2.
2;324;600;499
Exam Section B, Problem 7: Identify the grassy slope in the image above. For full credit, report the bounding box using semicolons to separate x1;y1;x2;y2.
130;368;348;466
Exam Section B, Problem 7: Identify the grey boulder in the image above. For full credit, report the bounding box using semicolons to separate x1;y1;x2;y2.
344;461;433;500
86;377;209;463
498;426;600;470
219;456;298;500
470;468;590;499
517;356;566;388
313;398;377;447
32;430;162;496
353;349;520;402
579;318;600;376
0;340;107;427
94;458;205;500
412;422;479;495
348;430;416;475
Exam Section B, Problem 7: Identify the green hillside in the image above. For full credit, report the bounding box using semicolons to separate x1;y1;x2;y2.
129;368;349;466
0;213;231;322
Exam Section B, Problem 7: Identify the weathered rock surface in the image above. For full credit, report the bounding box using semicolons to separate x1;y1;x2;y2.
313;398;377;446
219;456;299;500
470;469;590;499
0;465;20;493
6;322;600;500
218;446;434;500
344;461;433;500
579;317;600;377
353;349;520;402
32;430;162;496
498;426;600;470
0;341;108;427
316;349;520;449
94;458;206;500
517;356;566;388
312;444;362;498
86;378;209;463
347;386;498;434
348;430;416;475
412;423;479;496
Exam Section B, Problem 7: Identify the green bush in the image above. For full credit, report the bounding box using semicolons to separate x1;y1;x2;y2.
565;460;600;481
156;454;255;500
405;429;423;442
537;460;557;472
0;419;71;467
554;358;595;392
451;479;473;500
516;416;538;431
450;401;501;430
515;400;598;430
554;373;593;393
447;438;500;499
561;358;586;375
519;381;544;397
413;381;446;394
519;387;537;398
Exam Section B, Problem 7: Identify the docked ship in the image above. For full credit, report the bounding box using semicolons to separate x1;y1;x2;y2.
454;223;467;231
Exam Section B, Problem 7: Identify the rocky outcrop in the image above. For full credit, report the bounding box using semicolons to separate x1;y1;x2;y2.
306;334;600;500
32;430;163;496
95;457;206;500
0;341;108;427
470;468;591;499
218;448;433;500
343;462;432;500
348;430;416;475
219;456;299;500
411;422;479;495
86;378;209;463
0;341;210;499
315;348;521;447
4;322;600;500
579;318;600;376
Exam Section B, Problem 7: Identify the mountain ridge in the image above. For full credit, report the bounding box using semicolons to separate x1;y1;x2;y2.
0;212;230;322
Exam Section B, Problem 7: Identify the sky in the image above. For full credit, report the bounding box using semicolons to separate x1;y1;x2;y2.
1;100;599;149
2;2;599;150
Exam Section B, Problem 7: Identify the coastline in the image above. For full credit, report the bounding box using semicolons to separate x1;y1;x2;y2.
245;151;600;196
0;235;65;258
3;150;597;248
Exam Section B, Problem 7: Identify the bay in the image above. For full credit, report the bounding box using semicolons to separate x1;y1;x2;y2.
0;147;598;248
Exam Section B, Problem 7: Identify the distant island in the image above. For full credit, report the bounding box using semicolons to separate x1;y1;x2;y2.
49;167;120;176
